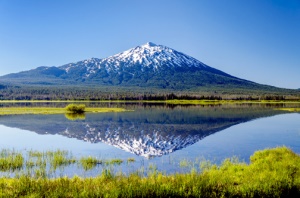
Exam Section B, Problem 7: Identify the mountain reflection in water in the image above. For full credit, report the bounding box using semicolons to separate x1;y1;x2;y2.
0;104;296;158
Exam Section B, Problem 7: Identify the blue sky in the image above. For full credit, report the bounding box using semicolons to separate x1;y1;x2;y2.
0;0;299;89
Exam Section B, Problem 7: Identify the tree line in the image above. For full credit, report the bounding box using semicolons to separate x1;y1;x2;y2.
0;86;298;101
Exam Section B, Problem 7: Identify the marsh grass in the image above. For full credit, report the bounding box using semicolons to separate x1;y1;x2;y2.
179;159;194;168
105;159;123;165
127;158;135;163
27;150;76;170
48;150;76;170
0;149;130;178
0;150;23;171
65;104;85;113
0;147;299;197
0;106;128;115
79;156;102;170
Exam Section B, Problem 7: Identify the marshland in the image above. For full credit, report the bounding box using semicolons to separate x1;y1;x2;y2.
0;147;299;197
0;101;300;197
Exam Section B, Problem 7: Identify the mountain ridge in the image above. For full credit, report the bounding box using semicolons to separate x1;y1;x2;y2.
0;42;252;86
0;42;299;98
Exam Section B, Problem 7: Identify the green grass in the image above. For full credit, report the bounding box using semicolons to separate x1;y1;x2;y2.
79;156;102;171
24;150;76;174
0;149;128;175
0;147;299;197
275;108;300;112
47;150;76;170
127;158;135;163
105;158;124;165
0;106;129;115
0;149;24;171
65;104;86;113
179;159;192;168
165;99;300;105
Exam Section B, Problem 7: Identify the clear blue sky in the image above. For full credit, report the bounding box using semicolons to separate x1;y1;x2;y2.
0;0;299;89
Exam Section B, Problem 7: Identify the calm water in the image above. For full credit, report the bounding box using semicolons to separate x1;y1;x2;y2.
0;103;299;176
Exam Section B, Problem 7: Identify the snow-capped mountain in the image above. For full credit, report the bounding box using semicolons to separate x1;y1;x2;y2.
0;42;259;89
101;42;207;69
60;42;213;77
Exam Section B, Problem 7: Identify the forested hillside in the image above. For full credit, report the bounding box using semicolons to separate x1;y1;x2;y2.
0;84;299;100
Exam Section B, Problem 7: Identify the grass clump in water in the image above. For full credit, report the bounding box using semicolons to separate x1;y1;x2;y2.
47;150;76;169
179;159;193;168
127;158;135;163
28;150;44;158
105;159;123;165
27;150;47;168
0;149;24;171
79;156;102;170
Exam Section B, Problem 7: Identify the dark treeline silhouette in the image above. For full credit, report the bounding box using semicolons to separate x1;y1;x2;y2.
0;86;296;101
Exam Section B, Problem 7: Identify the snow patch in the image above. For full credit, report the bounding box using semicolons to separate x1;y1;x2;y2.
58;42;208;77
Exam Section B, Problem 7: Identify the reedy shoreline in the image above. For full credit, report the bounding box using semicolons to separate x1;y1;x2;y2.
0;147;299;197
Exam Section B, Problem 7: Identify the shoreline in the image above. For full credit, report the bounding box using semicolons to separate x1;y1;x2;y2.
0;99;299;104
0;147;299;197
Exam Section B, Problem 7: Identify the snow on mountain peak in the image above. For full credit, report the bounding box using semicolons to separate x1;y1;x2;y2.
100;42;207;72
59;42;208;76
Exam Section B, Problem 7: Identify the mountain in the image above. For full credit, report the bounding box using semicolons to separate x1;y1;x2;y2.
0;42;272;90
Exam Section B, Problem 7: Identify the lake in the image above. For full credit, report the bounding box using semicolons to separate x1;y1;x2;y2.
0;102;299;177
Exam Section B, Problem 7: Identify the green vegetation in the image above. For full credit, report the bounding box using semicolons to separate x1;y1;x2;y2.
47;150;76;170
0;149;24;171
179;159;192;168
0;149;127;178
127;158;135;163
27;150;76;173
276;108;300;112
0;104;128;115
0;147;299;197
105;158;124;165
0;84;299;101
79;156;102;171
65;104;85;113
165;99;300;105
